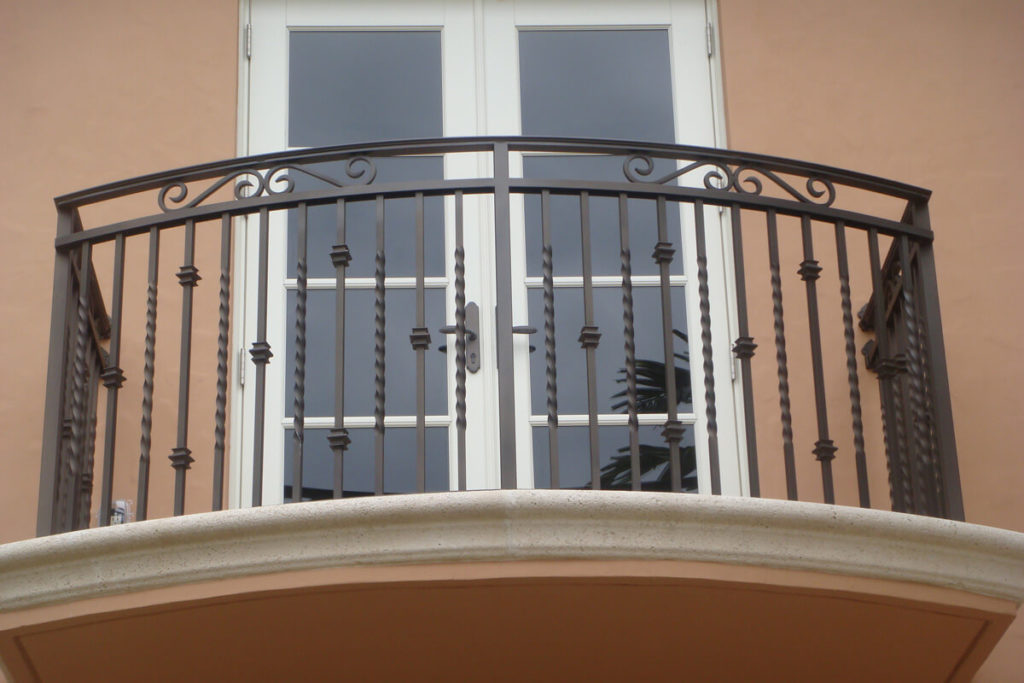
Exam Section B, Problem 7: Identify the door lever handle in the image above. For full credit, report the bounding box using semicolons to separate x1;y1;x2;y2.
439;326;477;342
512;326;537;335
438;301;481;372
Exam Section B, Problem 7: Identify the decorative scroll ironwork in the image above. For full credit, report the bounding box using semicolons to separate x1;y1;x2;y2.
624;154;836;207
158;157;377;212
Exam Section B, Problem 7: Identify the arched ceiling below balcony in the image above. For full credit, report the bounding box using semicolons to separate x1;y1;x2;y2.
1;490;1023;681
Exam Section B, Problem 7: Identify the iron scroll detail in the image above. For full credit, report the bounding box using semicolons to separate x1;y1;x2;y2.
157;156;378;212
623;154;836;207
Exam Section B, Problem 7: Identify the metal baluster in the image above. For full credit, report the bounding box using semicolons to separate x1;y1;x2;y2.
834;221;870;508
454;192;468;491
617;194;639;490
868;229;903;511
653;197;682;491
492;143;518;489
38;208;76;535
694;201;721;495
891;355;914;512
911;199;963;519
213;214;231;511
58;336;76;531
79;352;101;528
99;234;126;525
170;219;200;515
292;204;308;502
798;216;835;504
374;196;386;496
66;243;95;530
249;208;273;507
899;235;937;515
766;210;797;500
328;199;351;497
540;191;560;489
577;192;602;488
138;228;160;520
728;205;759;497
410;193;431;492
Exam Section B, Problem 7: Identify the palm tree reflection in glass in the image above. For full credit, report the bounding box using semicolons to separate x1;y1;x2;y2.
599;329;696;491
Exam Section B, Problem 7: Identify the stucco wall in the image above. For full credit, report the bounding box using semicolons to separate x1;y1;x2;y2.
0;0;238;541
717;0;1024;677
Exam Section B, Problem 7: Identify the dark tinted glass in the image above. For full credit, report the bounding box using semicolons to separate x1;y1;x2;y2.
531;424;697;491
527;285;691;416
519;29;674;142
289;31;442;146
286;288;448;417
285;427;449;498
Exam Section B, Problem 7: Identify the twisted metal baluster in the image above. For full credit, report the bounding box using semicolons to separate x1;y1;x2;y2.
766;210;797;500
212;214;231;511
618;194;639;490
899;236;937;515
694;201;721;494
834;221;869;507
292;204;308;503
57;345;76;532
454;192;468;491
138;228;160;520
541;190;559;488
78;354;101;529
891;359;914;512
868;228;902;510
374;196;386;496
67;241;93;530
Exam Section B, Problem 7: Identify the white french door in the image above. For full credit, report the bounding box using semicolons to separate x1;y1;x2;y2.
236;0;744;506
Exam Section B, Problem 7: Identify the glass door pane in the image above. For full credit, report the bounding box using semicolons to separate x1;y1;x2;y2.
283;29;449;501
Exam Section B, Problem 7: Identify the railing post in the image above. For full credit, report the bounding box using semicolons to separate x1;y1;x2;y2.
37;207;77;535
910;201;964;521
492;142;518;488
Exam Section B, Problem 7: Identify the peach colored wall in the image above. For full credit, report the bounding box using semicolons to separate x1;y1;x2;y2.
0;0;238;542
717;0;1024;678
1;0;1022;677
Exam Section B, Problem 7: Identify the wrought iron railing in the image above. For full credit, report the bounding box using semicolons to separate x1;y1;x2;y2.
37;137;963;535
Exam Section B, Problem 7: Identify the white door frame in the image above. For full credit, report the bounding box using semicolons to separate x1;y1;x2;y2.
232;0;746;507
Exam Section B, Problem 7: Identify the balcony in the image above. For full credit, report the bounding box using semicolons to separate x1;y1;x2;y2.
3;138;1023;680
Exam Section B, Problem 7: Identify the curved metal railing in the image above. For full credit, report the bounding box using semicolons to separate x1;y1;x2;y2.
37;137;962;534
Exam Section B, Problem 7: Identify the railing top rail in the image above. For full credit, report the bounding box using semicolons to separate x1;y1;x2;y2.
54;136;931;210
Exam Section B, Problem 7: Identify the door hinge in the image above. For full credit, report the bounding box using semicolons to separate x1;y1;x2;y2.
238;347;246;386
245;23;252;60
706;22;715;58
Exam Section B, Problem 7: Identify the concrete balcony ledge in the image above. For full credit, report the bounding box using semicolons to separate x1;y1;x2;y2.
5;490;1024;681
3;489;1024;610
